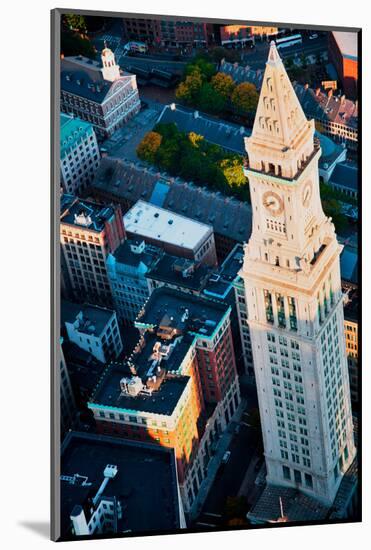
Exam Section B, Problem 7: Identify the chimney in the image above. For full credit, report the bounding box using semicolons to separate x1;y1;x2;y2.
315;88;321;97
340;94;346;105
194;110;199;119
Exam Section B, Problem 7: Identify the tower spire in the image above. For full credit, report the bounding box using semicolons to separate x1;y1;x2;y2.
245;41;315;180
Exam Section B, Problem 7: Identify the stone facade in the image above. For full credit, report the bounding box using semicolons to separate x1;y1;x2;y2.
240;43;356;506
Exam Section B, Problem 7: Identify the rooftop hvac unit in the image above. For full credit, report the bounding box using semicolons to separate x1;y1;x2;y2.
120;376;143;396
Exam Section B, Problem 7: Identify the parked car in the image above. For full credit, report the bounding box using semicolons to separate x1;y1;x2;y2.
222;450;231;464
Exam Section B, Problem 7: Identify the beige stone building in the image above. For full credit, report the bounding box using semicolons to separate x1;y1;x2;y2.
240;42;356;506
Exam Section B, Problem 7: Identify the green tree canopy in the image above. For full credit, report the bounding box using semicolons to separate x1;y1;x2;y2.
196;82;226;114
231;82;259;114
185;57;216;81
62;14;87;33
136;131;162;163
211;72;236;99
175;70;203;104
61;29;96;58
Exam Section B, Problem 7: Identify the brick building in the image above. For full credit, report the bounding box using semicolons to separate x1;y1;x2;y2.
124;200;217;266
122;18;215;47
60;195;125;304
90;157;252;262
329;32;358;99
88;288;240;512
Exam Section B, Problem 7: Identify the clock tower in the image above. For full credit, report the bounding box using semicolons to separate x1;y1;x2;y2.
241;42;355;505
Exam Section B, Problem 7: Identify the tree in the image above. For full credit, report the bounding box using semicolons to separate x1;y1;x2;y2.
211;72;235;99
136;131;162;163
188;132;204;148
185;57;216;81
210;46;241;64
219;158;246;188
231;82;259;114
300;52;308;69
61;29;96;59
62;14;87;33
175;70;203;104
196;82;226;114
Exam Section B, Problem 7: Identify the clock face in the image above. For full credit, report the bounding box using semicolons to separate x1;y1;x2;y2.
262;191;284;217
302;181;313;207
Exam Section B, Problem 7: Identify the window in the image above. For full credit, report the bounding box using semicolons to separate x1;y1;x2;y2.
283;465;291;480
264;290;274;323
294;469;302;484
305;473;313;488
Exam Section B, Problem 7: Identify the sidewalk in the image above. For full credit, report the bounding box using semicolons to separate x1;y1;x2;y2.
188;397;247;520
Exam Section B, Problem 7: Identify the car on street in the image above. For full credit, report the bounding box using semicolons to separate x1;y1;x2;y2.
309;33;319;39
222;450;231;464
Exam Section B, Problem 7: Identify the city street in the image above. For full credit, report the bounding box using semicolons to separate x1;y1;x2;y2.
241;35;328;69
192;383;261;527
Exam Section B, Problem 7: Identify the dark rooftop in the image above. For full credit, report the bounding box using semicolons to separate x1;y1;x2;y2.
146;254;212;292
60;431;181;538
136;287;230;338
203;243;244;299
62;300;116;337
60;195;115;232
91;157;252;243
248;485;330;523
111;239;162;269
340;246;358;284
329;162;358;192
90;360;190;416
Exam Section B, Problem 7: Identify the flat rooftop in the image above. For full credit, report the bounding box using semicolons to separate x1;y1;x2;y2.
62;300;115;337
124;200;213;251
146;254;211;292
204;243;244;298
332;31;358;61
136;287;229;339
112;239;162;269
60;431;180;538
90;360;190;416
61;195;115;232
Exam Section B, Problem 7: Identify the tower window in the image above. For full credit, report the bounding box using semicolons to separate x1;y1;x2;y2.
276;294;286;328
264;290;274;324
288;297;298;331
282;465;291;480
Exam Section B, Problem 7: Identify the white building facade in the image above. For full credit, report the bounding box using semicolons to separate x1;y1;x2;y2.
60;114;101;194
240;43;356;506
65;305;123;363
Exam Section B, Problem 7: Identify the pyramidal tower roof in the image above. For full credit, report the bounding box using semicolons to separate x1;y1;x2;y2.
250;41;311;150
